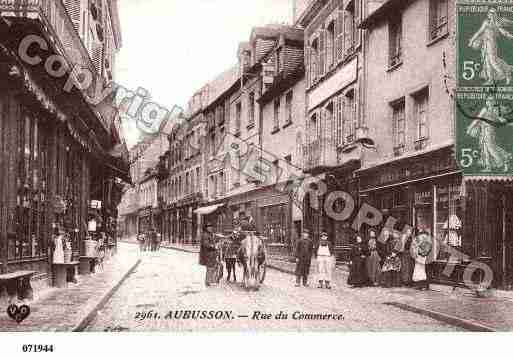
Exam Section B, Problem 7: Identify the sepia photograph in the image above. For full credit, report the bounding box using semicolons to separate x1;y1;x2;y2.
1;0;513;343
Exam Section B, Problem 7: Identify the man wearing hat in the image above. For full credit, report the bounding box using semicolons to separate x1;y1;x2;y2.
295;229;314;287
200;222;218;286
313;231;335;289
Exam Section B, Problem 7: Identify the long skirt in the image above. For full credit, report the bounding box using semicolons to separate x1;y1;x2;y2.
348;257;368;286
400;252;414;285
366;251;381;285
381;270;401;288
412;256;427;282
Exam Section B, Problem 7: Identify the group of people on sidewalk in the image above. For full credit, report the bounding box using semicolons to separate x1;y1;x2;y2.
137;227;161;252
294;227;433;291
348;228;433;290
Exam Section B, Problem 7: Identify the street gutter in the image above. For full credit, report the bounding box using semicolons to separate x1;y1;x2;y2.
72;258;142;332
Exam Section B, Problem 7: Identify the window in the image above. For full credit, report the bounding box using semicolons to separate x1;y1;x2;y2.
9;114;48;260
285;91;293;125
248;92;255;127
310;38;319;84
196;167;201;193
414;88;429;146
210;131;216;157
276;47;283;74
392;99;406;154
273;98;280;131
219;171;225;196
429;0;448;41
235;102;242;135
335;95;344;146
389;14;403;68
327;20;335;69
344;1;356;54
345;90;356;143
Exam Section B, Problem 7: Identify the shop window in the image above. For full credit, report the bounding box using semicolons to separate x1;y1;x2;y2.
414;185;433;234
344;90;356;143
9;114;47;260
261;204;287;245
436;182;463;252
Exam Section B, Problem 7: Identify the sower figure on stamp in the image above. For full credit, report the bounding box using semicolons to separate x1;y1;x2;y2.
295;229;313;287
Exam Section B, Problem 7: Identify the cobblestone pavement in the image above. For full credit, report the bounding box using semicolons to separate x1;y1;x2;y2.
0;242;139;332
87;246;458;332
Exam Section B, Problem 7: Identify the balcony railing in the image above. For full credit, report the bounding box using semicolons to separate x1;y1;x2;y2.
1;0;100;99
303;136;338;174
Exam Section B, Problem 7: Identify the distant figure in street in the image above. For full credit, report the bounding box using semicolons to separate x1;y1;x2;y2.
144;230;151;252
348;234;369;287
148;227;158;252
200;222;219;286
313;231;334;289
156;232;162;251
137;233;146;252
295;229;313;287
366;230;381;286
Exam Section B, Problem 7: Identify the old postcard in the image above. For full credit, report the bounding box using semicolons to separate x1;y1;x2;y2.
1;0;513;340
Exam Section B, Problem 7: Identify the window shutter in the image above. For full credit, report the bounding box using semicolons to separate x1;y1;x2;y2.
305;43;310;88
344;10;351;56
319;29;326;78
337;8;344;62
354;0;361;49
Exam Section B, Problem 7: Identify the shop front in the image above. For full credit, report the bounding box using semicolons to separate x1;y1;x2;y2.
358;146;513;289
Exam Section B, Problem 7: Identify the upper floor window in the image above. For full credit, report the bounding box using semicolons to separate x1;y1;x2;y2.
326;20;336;70
248;92;255;128
344;1;356;55
285;91;293;125
389;14;403;68
276;47;283;74
235;102;242;135
429;0;448;41
310;38;319;84
391;99;406;154
414;88;429;144
345;89;356;143
273;98;281;131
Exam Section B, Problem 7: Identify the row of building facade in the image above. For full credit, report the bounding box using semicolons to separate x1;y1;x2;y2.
0;0;130;279
119;0;513;289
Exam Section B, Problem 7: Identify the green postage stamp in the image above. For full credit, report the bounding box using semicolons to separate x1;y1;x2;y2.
456;0;513;175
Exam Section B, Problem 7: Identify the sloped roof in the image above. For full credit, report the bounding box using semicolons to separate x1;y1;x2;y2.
204;65;240;108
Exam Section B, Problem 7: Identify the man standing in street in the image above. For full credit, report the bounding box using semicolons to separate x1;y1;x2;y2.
295;229;313;287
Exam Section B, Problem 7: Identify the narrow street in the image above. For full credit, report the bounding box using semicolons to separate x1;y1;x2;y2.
87;243;457;331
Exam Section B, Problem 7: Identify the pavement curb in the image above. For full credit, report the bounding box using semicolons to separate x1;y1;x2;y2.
385;302;497;332
72;258;142;332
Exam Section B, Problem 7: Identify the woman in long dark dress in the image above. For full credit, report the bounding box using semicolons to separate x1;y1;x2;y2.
366;230;381;286
400;228;414;286
348;235;369;287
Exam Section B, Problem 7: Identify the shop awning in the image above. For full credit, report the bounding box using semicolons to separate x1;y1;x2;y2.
194;204;225;215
